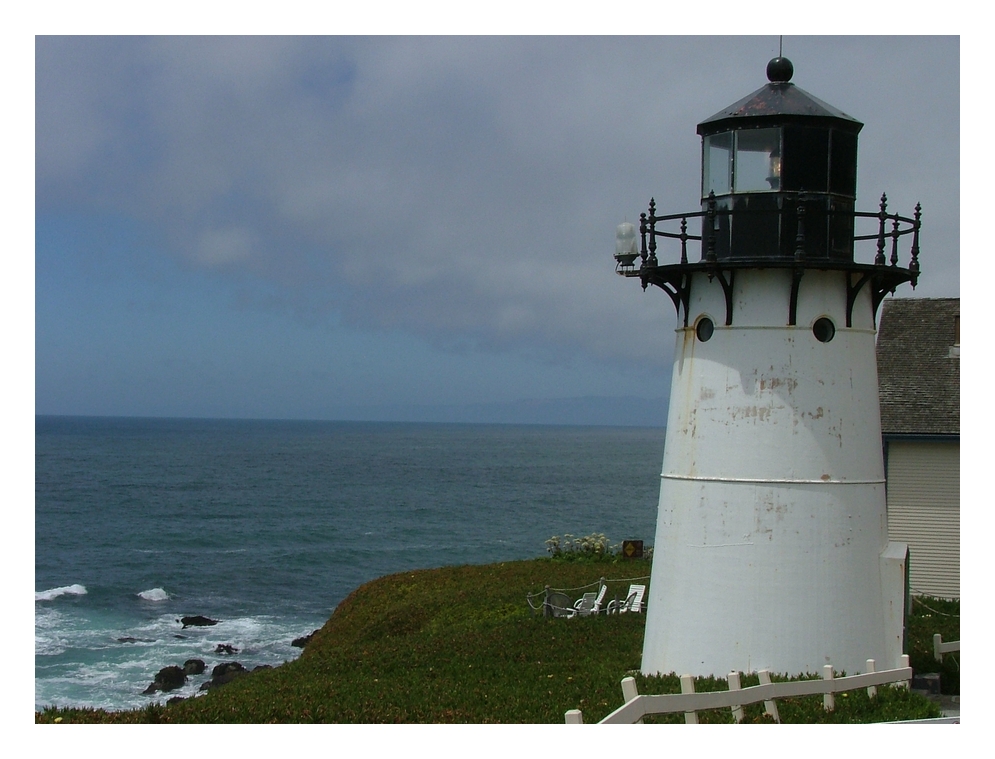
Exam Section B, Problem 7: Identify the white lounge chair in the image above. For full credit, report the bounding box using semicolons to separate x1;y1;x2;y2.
574;585;608;616
608;584;646;614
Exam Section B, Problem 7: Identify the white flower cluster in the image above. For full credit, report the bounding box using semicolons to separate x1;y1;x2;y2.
544;533;619;557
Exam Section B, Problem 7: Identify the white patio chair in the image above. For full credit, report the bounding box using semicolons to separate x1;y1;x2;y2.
607;584;646;614
574;585;608;616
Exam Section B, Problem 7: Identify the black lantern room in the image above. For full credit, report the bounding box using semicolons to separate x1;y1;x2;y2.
616;57;921;328
697;56;860;261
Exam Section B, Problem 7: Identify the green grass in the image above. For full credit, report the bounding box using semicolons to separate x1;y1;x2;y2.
36;558;947;723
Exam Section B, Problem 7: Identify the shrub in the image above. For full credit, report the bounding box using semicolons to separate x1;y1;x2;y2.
906;595;959;694
545;533;652;562
545;533;614;559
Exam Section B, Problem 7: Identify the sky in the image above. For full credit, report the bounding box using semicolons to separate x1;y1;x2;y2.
33;35;960;424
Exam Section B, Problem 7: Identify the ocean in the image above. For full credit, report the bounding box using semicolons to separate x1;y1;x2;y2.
35;416;665;712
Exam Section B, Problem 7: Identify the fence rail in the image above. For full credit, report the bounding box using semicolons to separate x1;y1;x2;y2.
933;634;960;662
565;656;911;724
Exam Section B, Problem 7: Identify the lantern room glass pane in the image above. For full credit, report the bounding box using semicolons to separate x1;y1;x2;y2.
734;128;781;192
783;126;829;192
830;130;858;196
703;132;732;197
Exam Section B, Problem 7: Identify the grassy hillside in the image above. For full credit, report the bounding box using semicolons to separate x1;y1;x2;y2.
36;558;944;723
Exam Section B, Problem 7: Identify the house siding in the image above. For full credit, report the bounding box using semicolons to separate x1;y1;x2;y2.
885;440;959;599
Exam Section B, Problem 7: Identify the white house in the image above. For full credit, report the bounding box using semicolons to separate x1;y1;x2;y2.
876;297;960;599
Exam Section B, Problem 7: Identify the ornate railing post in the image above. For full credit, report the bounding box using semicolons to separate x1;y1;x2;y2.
639;212;648;264
647;198;658;266
909;203;922;285
875;192;888;266
794;201;806;260
679;217;688;265
706;191;717;262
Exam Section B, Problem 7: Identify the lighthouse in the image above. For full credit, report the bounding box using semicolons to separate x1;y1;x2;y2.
616;57;922;678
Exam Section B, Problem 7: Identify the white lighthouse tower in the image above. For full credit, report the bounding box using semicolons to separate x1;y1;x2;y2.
615;57;922;678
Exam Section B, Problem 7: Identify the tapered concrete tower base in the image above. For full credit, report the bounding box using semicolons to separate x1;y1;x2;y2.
640;270;907;677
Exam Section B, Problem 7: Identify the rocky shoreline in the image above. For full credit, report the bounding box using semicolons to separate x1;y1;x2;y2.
136;617;321;704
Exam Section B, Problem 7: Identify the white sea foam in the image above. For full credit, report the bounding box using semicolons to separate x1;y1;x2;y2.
35;606;74;656
35;584;88;602
35;610;310;711
137;588;170;601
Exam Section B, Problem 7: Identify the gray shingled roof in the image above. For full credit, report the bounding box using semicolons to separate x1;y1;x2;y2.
876;298;960;436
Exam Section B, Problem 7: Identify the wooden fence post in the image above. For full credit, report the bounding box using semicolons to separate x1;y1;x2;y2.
758;669;780;723
591;657;917;724
822;665;835;711
543;585;551;618
621;676;643;724
899;654;910;688
680;674;697;724
866;659;877;699
565;709;583;724
728;671;744;723
932;634;960;662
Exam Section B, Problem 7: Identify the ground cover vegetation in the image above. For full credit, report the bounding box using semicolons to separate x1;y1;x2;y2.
37;542;951;723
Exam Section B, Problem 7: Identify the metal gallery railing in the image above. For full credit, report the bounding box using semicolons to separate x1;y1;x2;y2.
616;191;920;276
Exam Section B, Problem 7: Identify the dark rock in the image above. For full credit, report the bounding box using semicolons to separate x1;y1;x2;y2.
211;661;246;679
214;644;238;655
166;696;186;705
199;661;248;691
292;630;319;648
156;665;187;691
179;615;219;628
183;659;206;676
117;636;154;644
143;665;187;695
252;664;273;671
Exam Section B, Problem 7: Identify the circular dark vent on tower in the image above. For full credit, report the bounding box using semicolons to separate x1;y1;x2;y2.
696;317;715;342
813;317;836;343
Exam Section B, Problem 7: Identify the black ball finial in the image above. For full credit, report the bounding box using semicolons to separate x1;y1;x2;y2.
766;56;793;83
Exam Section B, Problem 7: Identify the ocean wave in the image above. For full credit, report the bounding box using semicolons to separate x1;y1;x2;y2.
137;588;170;602
35;635;66;657
36;584;88;602
35;608;315;710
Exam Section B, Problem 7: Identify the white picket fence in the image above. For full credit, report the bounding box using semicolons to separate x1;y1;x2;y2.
933;633;959;662
565;656;912;724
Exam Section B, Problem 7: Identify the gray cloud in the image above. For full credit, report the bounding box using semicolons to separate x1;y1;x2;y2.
36;36;959;370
